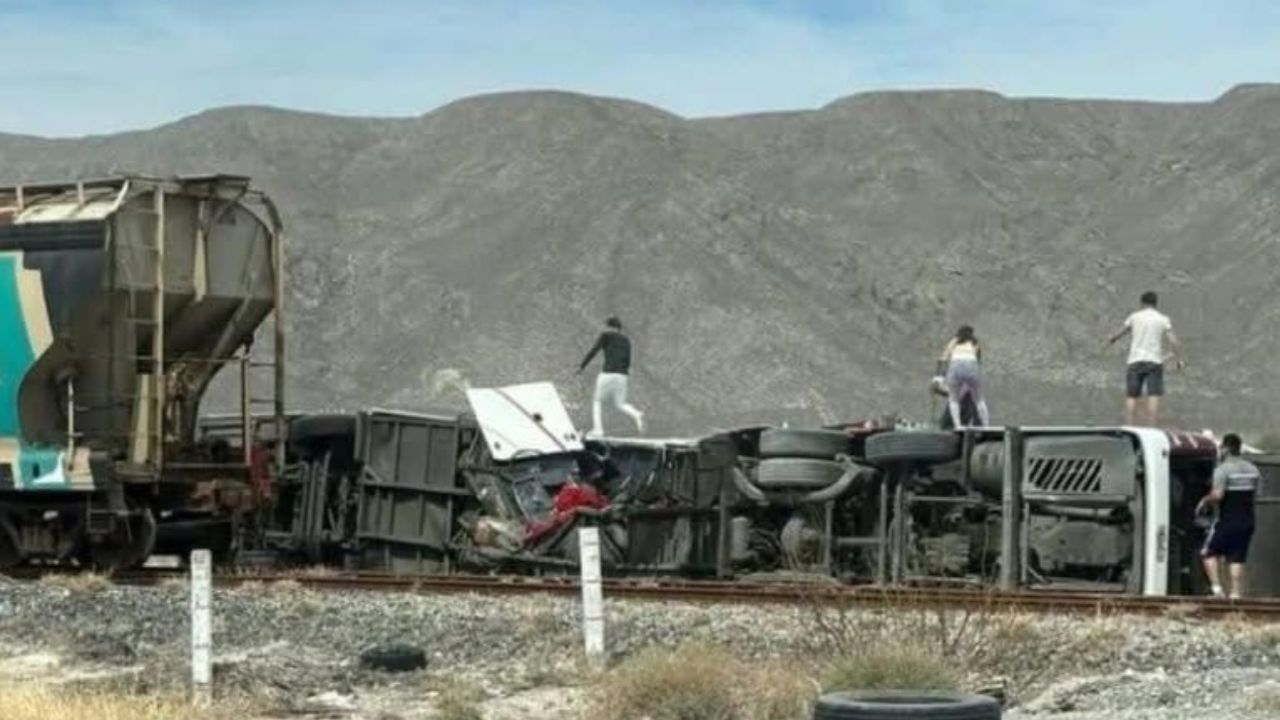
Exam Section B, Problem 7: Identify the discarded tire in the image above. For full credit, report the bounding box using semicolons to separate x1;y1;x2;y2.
813;690;1000;719
759;428;851;459
864;432;960;466
755;458;845;489
359;643;427;673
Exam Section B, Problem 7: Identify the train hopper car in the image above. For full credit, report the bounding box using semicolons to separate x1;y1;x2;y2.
0;175;283;570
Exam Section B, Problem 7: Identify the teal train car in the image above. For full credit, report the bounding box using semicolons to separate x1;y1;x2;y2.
0;175;283;569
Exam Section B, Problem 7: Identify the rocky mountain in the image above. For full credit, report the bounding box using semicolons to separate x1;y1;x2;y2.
3;85;1279;436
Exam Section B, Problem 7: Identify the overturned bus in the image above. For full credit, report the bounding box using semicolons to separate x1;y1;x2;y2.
205;381;1280;599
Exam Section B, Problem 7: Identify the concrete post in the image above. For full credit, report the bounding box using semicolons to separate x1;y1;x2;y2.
190;549;212;705
578;528;606;666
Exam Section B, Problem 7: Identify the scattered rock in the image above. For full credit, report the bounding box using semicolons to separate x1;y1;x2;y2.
303;690;359;712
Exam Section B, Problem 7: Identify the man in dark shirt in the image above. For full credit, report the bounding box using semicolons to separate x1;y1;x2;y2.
577;316;644;437
1197;433;1260;599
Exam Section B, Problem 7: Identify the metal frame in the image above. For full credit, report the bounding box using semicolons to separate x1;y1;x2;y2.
354;410;467;574
1000;427;1023;590
151;185;166;470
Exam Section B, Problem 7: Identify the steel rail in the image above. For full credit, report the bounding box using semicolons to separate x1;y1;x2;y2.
11;567;1277;621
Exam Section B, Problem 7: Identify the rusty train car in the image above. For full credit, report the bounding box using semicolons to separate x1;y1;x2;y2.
0;175;283;570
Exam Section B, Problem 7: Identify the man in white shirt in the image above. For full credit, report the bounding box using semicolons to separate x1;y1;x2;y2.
1107;291;1184;426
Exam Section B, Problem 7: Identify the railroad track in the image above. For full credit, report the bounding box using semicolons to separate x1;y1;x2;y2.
11;566;1280;621
222;574;1280;620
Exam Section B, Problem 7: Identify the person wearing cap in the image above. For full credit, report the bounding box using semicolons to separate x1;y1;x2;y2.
1197;433;1260;599
577;316;644;437
1106;290;1184;426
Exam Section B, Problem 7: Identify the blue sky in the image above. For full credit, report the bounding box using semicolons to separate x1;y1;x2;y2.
3;0;1278;137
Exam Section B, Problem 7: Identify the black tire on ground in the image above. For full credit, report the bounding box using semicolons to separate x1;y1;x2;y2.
359;643;428;673
814;690;1000;720
755;458;845;489
864;431;960;466
759;429;851;460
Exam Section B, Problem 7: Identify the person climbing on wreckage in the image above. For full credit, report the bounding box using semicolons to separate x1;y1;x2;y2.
577;316;645;437
935;325;990;429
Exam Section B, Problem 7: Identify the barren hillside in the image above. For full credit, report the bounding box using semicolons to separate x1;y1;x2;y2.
3;85;1279;435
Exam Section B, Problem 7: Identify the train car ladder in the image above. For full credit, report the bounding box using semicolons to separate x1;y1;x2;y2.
124;188;166;470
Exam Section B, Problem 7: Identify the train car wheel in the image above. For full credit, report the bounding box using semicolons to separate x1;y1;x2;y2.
88;507;157;573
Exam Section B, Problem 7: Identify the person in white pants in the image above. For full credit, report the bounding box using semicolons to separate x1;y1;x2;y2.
577;316;644;437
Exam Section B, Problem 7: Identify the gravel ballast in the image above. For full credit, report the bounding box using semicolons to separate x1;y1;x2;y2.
2;576;1280;719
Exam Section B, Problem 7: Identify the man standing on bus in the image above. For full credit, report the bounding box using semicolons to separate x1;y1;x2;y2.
1106;290;1184;426
1197;433;1260;599
577;316;644;437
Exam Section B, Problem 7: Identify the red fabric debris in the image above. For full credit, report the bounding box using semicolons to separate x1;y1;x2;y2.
553;482;609;514
523;482;610;544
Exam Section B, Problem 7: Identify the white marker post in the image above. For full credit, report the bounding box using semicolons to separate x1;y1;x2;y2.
190;549;212;706
578;527;606;666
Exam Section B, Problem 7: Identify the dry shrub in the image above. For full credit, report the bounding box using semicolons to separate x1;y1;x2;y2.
514;654;593;691
1064;616;1126;671
435;690;484;720
38;572;113;594
592;643;814;720
596;643;737;720
821;644;958;693
425;677;487;720
801;590;1079;700
0;684;234;720
747;664;819;720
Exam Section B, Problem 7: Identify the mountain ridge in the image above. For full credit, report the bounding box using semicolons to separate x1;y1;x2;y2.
3;86;1278;436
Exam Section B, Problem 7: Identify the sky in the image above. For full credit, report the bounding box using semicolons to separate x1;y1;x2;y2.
2;0;1278;137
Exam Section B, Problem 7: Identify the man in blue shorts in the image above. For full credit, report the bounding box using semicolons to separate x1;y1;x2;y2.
1197;433;1259;599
